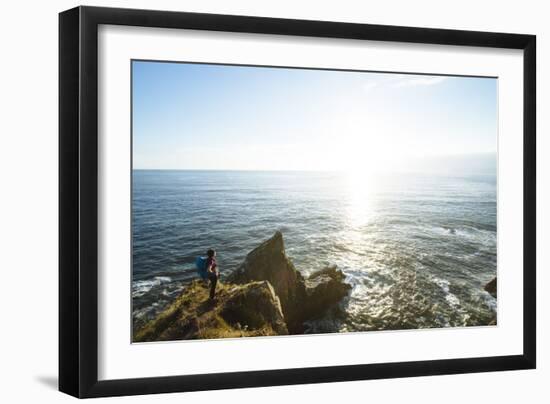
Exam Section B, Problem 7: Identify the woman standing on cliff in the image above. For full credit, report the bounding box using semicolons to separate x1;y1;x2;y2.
206;249;219;300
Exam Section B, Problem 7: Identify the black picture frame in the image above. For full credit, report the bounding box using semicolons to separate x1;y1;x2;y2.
59;5;536;398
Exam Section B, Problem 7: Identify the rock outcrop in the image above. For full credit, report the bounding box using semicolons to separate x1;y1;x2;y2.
228;231;308;332
134;231;352;341
484;277;497;298
304;265;352;320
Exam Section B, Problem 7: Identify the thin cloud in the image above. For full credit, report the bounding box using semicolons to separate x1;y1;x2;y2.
392;76;447;88
362;75;447;93
363;82;378;91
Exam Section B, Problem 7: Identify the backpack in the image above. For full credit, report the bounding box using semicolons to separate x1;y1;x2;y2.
195;256;209;279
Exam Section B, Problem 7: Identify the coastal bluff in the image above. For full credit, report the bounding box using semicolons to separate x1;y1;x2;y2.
134;231;351;342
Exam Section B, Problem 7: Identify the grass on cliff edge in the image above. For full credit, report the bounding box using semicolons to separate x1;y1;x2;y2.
133;280;279;342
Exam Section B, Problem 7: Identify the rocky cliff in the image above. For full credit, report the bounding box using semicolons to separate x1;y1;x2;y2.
134;231;351;342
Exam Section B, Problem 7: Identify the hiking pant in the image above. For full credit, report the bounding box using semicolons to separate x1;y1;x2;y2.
208;272;218;299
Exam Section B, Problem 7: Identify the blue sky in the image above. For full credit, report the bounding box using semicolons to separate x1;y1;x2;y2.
132;60;497;173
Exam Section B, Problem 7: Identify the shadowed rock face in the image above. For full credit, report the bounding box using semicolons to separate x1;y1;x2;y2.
485;277;497;298
220;281;288;335
304;265;352;320
134;231;351;341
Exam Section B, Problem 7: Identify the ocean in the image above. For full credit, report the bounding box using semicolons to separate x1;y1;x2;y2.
132;169;497;332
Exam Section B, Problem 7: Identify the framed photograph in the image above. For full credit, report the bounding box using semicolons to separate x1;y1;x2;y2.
59;6;536;398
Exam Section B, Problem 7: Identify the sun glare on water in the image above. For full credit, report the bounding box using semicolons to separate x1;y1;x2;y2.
343;164;380;229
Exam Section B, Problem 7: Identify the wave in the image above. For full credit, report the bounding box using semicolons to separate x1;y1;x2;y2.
432;277;461;308
430;225;496;246
132;276;172;298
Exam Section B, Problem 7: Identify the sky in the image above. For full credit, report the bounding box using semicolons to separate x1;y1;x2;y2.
132;60;497;174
